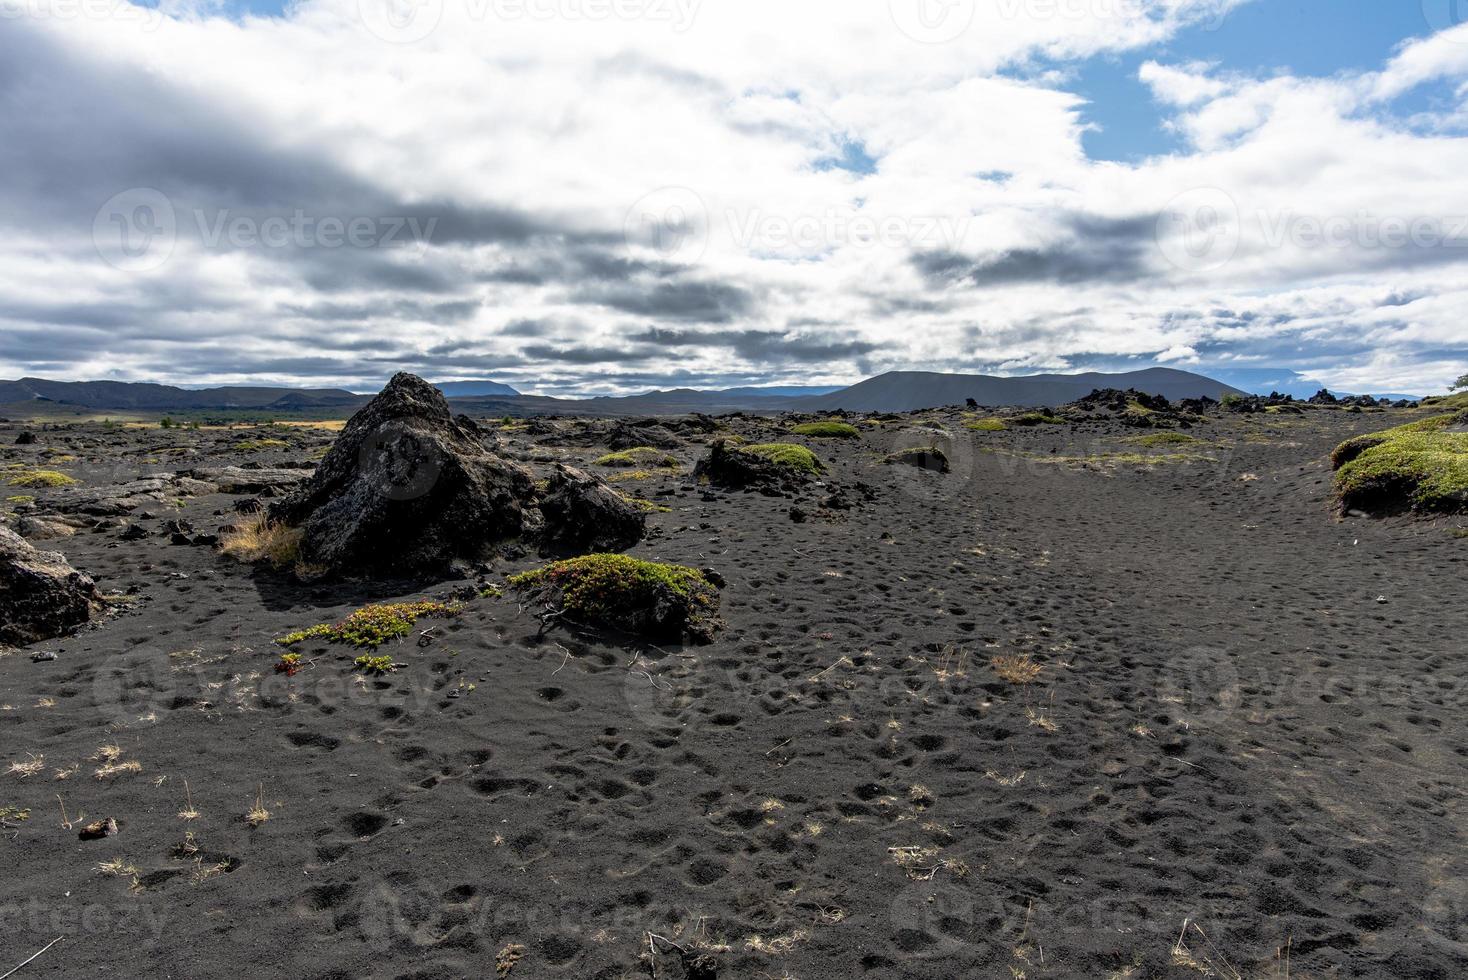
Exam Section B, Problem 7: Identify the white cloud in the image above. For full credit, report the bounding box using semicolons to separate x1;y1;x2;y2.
0;0;1463;395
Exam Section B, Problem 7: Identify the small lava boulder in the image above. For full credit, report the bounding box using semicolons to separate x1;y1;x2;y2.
537;464;646;556
884;447;951;473
271;373;536;575
0;525;103;645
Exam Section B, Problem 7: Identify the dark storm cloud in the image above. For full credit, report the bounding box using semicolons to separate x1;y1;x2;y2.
629;328;879;362
914;214;1157;288
520;344;657;365
0;23;604;257
574;281;756;323
277;299;481;324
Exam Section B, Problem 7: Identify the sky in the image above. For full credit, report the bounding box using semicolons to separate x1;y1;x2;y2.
2;0;1467;397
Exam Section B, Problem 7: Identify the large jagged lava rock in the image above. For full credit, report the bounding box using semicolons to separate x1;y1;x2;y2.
537;464;646;556
0;526;103;645
271;373;536;575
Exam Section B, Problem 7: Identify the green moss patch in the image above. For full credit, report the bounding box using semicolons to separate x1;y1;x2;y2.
789;421;860;439
735;443;822;474
277;600;461;649
1331;411;1468;469
1012;413;1064;427
1127;432;1202;447
594;447;679;468
964;418;1007;432
7;469;78;489
234;438;290;451
509;553;721;642
1333;414;1468;514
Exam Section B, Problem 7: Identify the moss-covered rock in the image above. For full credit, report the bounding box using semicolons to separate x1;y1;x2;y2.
789;421;860;439
1333;411;1468;514
695;440;822;488
509;553;722;642
593;447;679;468
1330;411;1467;469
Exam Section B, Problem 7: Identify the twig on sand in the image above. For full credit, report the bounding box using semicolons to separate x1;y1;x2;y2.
551;645;571;675
0;936;62;980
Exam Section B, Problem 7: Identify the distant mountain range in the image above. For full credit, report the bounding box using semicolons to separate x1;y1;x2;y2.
432;380;520;398
1;369;1245;417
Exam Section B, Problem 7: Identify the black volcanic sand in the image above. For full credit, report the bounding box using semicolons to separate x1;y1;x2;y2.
1;408;1465;979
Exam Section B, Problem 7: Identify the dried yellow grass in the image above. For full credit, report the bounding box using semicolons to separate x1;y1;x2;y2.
219;514;303;569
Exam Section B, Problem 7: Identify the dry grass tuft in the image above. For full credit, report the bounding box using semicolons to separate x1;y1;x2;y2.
245;784;271;827
495;943;526;977
219;514;303;569
1025;706;1059;733
94;759;142;780
744;930;809;955
992;654;1043;684
7;753;45;778
178;780;201;821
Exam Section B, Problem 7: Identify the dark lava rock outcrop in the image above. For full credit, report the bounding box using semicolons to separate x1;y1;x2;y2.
272;373;539;575
694;440;820;491
0;526;103;645
537;464;646;556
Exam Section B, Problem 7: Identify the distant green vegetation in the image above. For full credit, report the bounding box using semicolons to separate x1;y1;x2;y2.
1333;411;1468;514
593;447;679;468
789;421;860;439
735;443;823;474
234;438;290;452
1422;391;1468;411
1012;412;1064;426
1127;432;1202;447
964;417;1007;432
